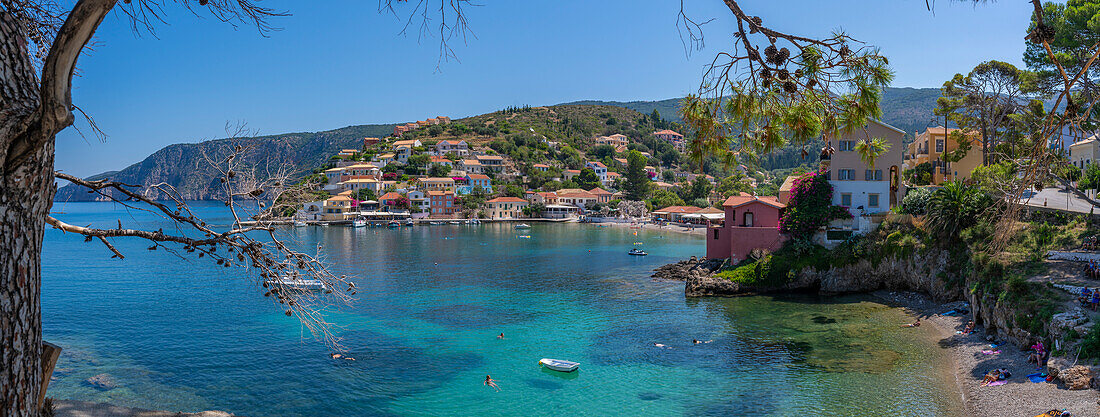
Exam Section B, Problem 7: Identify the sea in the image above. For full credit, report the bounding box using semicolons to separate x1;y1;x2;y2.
41;201;963;416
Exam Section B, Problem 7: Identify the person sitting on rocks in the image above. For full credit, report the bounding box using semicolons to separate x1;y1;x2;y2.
962;321;975;335
1029;341;1048;367
1080;287;1092;307
1091;290;1100;310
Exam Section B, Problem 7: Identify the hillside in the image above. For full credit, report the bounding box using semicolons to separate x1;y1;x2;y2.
561;86;945;138
55;124;395;201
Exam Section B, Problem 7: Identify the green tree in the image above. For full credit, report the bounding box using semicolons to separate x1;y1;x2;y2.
1025;1;1100;109
352;188;377;201
1080;163;1100;191
904;162;934;186
587;144;616;160
407;153;431;169
576;168;601;189
648;189;685;209
936;60;1028;164
716;174;752;198
503;185;525;198
687;176;713;202
429;163;452;177
623;150;651;201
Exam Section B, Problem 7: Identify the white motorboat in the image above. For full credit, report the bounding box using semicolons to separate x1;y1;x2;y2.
352;217;367;228
539;358;579;372
514;223;531;229
449;220;462;225
405;219;415;226
628;249;648;256
293;220;307;227
266;278;327;291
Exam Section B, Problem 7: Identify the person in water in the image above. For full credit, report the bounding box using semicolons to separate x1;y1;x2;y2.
484;375;500;391
497;333;504;339
653;343;672;349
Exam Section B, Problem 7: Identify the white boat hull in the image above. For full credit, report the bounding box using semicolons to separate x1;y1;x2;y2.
539;358;579;372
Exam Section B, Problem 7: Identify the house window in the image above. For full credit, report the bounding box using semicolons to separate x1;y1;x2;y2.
864;169;883;181
838;169;856;180
744;212;754;227
936;139;945;153
868;194;880;208
839;140;855;151
840;193;852;207
712;228;720;240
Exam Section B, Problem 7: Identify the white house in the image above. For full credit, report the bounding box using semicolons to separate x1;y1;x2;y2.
825;119;906;234
435;140;469;156
407;190;430;212
585;161;608;184
486;197;528;219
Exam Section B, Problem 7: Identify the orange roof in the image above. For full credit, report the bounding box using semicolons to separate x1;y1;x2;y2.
606;172;622;177
558;190;597;199
533;163;550;168
564;169;581;174
427;190;453;196
722;193;785;209
588;188;612;195
487;197;527;203
654;206;702;214
467;174;491;180
430;156;451;163
477;155;504;160
654;129;683;136
378;192;403;200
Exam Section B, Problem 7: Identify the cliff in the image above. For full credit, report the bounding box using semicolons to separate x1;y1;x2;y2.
55;124;394;202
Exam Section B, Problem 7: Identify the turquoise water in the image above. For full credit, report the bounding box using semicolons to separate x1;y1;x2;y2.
42;202;962;416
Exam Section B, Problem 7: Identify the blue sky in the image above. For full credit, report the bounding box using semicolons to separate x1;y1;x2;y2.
57;0;1037;177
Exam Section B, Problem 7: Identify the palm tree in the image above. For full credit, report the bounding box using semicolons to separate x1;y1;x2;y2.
854;137;891;170
925;181;992;238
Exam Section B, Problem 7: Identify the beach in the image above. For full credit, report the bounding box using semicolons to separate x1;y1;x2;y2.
876;291;1100;417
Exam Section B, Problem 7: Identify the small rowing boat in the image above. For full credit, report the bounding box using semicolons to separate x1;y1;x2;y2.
539;358;579;372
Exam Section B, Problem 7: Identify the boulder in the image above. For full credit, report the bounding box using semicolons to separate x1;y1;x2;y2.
1058;366;1094;390
1051;308;1090;330
685;273;746;297
652;258;725;282
84;373;116;390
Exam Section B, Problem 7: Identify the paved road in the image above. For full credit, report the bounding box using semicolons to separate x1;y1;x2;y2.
1020;187;1100;214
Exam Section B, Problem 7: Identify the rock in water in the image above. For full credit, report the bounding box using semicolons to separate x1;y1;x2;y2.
84;373;116;390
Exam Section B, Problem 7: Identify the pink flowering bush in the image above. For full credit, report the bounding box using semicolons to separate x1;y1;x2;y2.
778;172;851;240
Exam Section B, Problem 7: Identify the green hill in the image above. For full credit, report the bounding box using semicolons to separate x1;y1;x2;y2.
561;86;945;139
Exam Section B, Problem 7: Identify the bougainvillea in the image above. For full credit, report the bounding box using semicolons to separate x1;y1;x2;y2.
778;172;851;240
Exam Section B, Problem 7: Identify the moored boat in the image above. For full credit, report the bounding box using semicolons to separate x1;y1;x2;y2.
514;223;531;229
628;248;647;256
388;220;401;228
266;277;327;291
539;358;579;372
405;219;414;226
293;220;307;227
352;217;367;228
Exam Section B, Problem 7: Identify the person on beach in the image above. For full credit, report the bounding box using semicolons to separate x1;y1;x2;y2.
1029;341;1047;366
1092;290;1100;310
963;320;975;334
902;317;921;328
484;375;500;391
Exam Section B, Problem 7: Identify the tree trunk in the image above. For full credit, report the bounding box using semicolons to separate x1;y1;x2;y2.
0;138;55;417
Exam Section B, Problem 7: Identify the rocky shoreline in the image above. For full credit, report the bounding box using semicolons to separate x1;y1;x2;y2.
655;257;1100;416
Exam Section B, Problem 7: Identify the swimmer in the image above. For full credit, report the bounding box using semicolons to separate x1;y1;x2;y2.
653;343;672;349
497;333;504;339
484;375;500;391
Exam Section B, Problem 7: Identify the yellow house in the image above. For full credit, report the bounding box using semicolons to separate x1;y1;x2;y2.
340;178;382;194
420;177;455;191
486;197;529;219
903;126;983;184
321;194;353;221
1070;136;1100;170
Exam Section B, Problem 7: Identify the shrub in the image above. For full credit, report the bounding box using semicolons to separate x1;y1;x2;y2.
925;181;993;240
778;172;851;240
899;187;934;215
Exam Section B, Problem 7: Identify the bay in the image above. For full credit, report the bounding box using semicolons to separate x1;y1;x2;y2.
42;201;962;416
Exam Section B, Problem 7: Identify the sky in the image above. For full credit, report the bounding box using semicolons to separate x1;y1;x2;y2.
56;0;1039;178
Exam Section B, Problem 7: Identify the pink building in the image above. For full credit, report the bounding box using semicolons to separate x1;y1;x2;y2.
706;193;788;262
